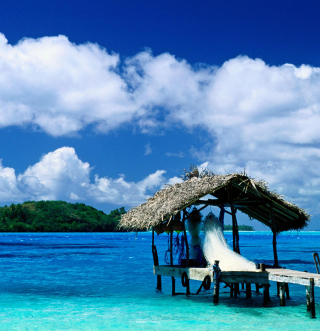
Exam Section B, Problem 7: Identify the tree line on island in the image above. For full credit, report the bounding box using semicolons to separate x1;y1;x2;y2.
0;201;126;232
0;201;254;232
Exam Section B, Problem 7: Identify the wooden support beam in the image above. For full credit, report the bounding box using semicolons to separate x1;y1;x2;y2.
246;283;252;299
186;278;190;296
270;202;279;267
170;219;174;295
279;282;285;306
194;198;268;208
285;283;290;299
306;285;311;311
171;277;175;295
310;278;316;318
213;260;220;304
263;284;270;306
151;233;162;291
230;202;240;253
182;209;190;267
170;219;173;267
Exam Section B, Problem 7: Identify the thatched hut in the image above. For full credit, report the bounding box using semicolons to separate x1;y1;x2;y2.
120;173;310;267
120;173;318;310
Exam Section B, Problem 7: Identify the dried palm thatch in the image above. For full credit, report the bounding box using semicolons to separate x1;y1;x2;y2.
119;173;310;232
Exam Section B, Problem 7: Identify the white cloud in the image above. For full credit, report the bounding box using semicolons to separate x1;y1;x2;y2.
2;33;320;217
0;147;169;207
166;151;185;158
144;143;152;155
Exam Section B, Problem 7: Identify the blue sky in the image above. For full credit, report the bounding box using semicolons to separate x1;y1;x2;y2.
1;1;320;230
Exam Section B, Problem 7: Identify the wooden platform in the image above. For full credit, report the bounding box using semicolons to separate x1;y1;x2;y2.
154;265;320;287
153;265;269;284
267;268;320;286
154;265;318;317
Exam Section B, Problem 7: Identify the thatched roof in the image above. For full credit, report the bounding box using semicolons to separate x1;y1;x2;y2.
119;173;310;232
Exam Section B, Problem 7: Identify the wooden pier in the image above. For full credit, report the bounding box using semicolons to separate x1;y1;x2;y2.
154;264;319;317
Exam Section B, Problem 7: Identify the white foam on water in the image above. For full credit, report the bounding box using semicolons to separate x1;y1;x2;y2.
203;216;257;271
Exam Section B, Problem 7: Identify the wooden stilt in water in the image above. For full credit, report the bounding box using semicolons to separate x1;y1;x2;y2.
309;278;316;318
234;283;239;297
171;277;175;295
230;284;234;297
306;285;311;311
152;227;162;291
277;282;280;297
170;217;174;295
186;278;190;296
279;282;285;306
305;278;316;317
285;283;290;299
263;285;270;306
213;260;220;304
246;283;251;299
255;283;260;293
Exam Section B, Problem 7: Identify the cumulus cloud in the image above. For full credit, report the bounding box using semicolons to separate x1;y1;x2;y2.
2;33;320;215
0;147;168;207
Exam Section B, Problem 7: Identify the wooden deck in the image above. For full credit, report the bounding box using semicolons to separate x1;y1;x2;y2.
154;265;320;287
267;268;320;286
154;265;318;317
153;265;269;284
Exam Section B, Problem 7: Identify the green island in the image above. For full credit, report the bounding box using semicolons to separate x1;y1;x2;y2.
0;201;126;232
224;224;254;231
0;201;255;232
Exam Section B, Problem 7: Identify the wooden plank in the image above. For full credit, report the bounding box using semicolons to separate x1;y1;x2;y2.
267;268;320;287
221;271;269;284
153;266;269;284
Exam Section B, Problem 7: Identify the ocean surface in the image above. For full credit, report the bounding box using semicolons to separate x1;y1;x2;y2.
0;231;319;330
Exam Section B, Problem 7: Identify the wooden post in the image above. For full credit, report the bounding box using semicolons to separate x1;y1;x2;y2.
234;284;239;297
270;202;279;267
213;260;220;304
182;209;190;267
170;218;173;266
230;284;234;297
279;282;285;306
152;227;162;291
170;218;175;295
186;279;190;296
306;285;311;311
230;202;240;254
263;284;270;306
255;283;260;293
172;277;176;296
310;278;316;318
246;283;252;299
285;283;290;299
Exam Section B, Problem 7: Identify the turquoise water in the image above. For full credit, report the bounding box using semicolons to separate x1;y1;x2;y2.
0;232;319;330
